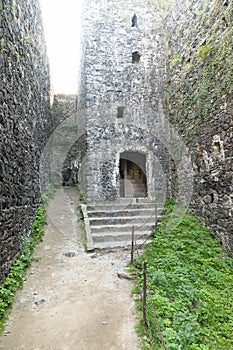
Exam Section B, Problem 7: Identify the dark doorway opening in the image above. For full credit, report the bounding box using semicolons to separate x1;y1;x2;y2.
119;152;147;198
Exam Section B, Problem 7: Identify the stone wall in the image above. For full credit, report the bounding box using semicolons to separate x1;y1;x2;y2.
50;94;85;186
78;0;175;202
162;0;233;252
51;94;77;129
0;0;51;283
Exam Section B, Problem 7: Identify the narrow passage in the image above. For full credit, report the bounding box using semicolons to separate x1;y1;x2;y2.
0;188;140;350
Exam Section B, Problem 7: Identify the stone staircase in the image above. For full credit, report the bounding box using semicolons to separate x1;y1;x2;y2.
81;199;163;251
123;175;147;198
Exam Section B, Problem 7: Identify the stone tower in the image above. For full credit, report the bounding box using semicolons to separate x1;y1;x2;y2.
78;0;171;203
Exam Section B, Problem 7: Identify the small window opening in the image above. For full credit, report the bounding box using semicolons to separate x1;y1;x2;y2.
132;51;141;63
132;13;138;27
210;193;214;203
198;146;204;155
117;106;125;118
223;1;229;6
214;142;221;154
221;17;228;28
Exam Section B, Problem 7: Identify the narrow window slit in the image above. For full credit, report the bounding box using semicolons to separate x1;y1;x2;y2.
117;106;125;118
132;13;138;27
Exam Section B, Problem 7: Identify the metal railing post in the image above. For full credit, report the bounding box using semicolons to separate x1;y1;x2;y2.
143;261;147;326
131;225;135;264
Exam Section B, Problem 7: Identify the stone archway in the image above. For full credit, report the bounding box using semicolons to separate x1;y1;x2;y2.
119;151;147;198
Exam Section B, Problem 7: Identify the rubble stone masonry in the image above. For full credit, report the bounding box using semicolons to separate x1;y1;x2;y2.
162;0;233;252
0;0;51;283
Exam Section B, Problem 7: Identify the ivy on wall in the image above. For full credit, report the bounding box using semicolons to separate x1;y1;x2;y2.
164;6;233;143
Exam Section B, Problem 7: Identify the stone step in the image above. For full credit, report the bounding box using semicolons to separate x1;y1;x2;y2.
125;179;147;193
87;207;160;218
90;223;155;234
88;198;162;204
93;239;152;250
124;195;147;198
132;192;147;197
131;186;146;191
124;188;145;193
126;179;146;185
129;190;147;195
86;202;162;211
127;181;146;187
89;215;158;226
92;231;151;243
81;201;161;251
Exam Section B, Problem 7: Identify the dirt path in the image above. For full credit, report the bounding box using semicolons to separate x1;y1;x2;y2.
0;188;140;350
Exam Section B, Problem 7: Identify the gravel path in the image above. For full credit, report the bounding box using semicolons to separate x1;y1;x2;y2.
0;188;140;350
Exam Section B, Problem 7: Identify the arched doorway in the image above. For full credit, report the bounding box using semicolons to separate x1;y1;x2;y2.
119;152;147;198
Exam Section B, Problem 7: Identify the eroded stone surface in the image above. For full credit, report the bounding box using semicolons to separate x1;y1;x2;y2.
78;0;172;203
0;0;51;283
162;0;233;251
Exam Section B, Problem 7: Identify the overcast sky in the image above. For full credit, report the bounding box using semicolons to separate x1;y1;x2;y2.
39;0;84;94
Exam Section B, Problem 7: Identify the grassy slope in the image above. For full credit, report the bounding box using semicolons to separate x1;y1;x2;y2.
133;202;233;349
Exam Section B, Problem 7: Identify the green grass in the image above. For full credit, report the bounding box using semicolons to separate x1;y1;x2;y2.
133;201;233;349
0;185;55;333
77;185;86;204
